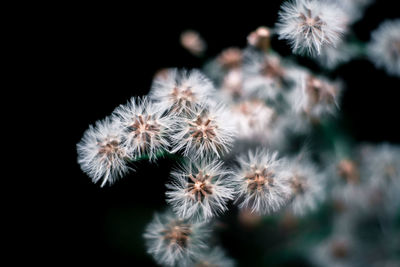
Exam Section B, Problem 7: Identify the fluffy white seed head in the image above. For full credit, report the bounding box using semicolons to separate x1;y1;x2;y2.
113;97;173;161
242;52;287;101
149;69;215;115
77;117;129;187
277;0;348;56
230;99;276;141
171;104;235;160
143;210;209;267
166;160;235;223
284;156;325;216
368;19;400;77
234;149;291;215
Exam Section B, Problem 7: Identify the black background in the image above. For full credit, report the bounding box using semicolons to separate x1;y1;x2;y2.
35;2;400;266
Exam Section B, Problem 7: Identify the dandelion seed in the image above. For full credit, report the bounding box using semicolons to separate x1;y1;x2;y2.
113;97;173;161
150;69;215;115
77;117;128;187
171;104;235;160
277;0;347;56
166;160;235;223
143;210;209;266
368;19;400;77
234;149;291;214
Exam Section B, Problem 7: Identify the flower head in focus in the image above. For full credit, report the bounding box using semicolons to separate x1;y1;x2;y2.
234;149;291;214
150;69;215;115
171;104;235;160
143;210;209;266
277;0;348;56
166;160;235;223
77;117;129;187
113;97;173;161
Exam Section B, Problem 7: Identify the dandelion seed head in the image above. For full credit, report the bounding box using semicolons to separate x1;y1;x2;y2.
234;149;291;214
231;99;276;140
285;157;325;216
289;69;341;120
171;104;235;160
166;160;235;223
113;97;172;161
150;69;215;115
77;117;128;187
368;19;400;77
277;0;348;56
180;30;207;56
144;211;209;266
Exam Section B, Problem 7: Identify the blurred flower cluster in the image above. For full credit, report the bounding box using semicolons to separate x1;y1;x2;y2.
77;0;399;266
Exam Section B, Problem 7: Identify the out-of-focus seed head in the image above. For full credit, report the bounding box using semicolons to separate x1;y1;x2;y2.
247;26;271;51
143;211;209;266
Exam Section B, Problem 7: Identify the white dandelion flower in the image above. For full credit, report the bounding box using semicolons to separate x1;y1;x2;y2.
77;117;129;187
149;68;215;115
143;210;209;266
234;149;291;215
171;104;235;160
113;97;173;161
368;19;400;77
166;160;235;223
277;0;348;56
284;156;325;216
192;246;236;267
